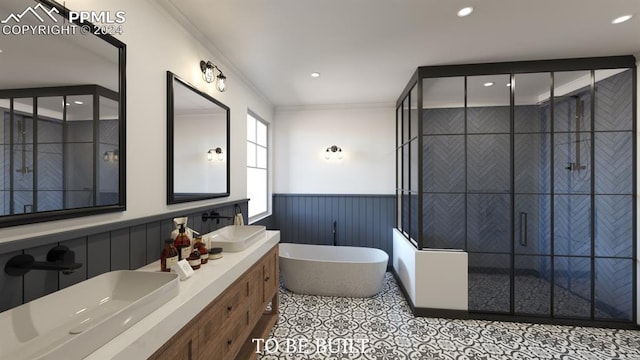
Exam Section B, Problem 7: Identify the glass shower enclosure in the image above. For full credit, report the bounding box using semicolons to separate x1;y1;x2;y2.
396;56;637;325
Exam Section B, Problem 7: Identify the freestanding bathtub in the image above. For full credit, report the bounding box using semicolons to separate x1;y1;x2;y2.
279;243;389;298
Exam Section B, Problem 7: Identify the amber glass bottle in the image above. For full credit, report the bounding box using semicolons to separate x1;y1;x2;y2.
174;224;191;260
161;239;179;272
188;250;201;270
193;236;208;264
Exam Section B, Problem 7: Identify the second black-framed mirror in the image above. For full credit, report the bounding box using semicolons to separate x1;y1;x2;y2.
166;71;230;204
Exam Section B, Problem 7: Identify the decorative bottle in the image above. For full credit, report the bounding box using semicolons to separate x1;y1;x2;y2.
193;236;208;264
161;239;179;272
188;250;201;270
174;224;191;260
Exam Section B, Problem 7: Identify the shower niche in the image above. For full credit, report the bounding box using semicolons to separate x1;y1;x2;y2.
396;56;636;325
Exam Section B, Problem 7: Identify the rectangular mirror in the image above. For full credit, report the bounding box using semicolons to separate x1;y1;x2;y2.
0;0;126;227
167;71;230;204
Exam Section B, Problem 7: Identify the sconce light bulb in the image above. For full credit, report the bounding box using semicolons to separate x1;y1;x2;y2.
113;150;119;162
103;152;110;162
324;149;331;160
215;147;224;161
337;148;344;160
216;74;227;92
200;60;215;83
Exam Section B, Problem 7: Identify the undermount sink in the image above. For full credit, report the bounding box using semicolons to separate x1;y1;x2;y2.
0;270;179;360
204;225;266;252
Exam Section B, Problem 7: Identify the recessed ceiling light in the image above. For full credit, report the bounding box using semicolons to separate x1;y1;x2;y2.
612;14;633;24
483;82;494;87
311;72;320;78
457;7;473;17
74;101;83;105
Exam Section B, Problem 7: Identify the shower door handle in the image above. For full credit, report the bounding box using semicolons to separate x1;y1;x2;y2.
519;212;527;247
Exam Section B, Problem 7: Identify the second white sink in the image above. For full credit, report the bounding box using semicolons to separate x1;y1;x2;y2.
205;225;266;252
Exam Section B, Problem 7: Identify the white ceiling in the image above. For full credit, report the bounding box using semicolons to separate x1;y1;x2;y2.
162;0;640;108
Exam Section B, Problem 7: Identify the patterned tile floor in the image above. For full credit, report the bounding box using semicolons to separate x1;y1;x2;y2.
257;273;640;359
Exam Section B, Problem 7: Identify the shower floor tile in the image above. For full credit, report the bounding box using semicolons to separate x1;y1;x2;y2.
257;273;640;359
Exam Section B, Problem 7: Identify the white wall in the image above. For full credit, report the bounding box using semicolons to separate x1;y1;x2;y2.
393;229;416;302
0;0;273;243
393;229;468;310
273;105;395;194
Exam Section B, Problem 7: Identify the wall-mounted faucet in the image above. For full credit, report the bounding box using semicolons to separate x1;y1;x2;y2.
202;211;234;224
4;246;82;276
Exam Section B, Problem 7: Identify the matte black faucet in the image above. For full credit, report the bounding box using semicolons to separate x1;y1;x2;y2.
202;211;234;224
4;246;83;276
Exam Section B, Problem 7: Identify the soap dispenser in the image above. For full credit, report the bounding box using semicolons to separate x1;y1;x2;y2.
174;224;191;260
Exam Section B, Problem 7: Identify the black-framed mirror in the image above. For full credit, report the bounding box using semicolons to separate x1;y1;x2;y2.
167;71;230;204
0;0;126;227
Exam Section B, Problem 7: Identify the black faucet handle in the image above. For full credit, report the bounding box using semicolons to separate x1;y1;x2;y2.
47;246;75;265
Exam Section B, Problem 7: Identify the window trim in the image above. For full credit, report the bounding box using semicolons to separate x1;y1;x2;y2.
247;110;271;223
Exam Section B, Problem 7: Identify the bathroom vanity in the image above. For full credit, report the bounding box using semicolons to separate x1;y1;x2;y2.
149;240;279;360
84;230;280;360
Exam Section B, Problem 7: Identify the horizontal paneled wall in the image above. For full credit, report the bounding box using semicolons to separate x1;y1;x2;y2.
268;194;395;265
0;200;247;312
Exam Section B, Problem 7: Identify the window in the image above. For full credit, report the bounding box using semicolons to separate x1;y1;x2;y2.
247;111;269;220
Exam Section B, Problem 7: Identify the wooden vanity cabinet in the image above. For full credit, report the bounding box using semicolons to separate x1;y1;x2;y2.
151;323;198;360
149;245;279;360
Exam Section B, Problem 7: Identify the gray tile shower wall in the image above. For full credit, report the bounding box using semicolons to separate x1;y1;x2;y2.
0;200;248;312
266;194;395;266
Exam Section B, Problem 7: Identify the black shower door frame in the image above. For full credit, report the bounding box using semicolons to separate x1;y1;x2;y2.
395;56;638;327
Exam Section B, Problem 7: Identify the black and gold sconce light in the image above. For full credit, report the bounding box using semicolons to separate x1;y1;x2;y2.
207;147;224;161
324;145;343;160
199;60;227;92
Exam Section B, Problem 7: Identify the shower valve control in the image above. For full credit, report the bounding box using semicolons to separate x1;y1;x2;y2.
565;162;586;172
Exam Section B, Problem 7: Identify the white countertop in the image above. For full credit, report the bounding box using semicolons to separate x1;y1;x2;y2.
84;230;280;360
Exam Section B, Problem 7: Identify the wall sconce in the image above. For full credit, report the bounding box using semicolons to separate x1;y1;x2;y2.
324;145;343;160
103;149;119;162
199;60;227;92
207;147;224;161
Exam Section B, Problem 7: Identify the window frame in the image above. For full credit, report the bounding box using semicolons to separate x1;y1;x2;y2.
246;110;270;222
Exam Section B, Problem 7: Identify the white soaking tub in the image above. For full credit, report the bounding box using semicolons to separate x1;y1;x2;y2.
279;243;388;298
